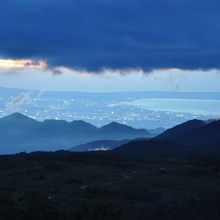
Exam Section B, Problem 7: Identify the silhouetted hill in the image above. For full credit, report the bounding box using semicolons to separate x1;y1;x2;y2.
0;112;39;135
70;120;98;133
0;113;152;154
157;119;205;139
69;139;131;152
100;122;150;138
156;119;220;145
113;136;220;160
148;127;165;135
1;112;32;121
113;119;220;157
38;119;70;135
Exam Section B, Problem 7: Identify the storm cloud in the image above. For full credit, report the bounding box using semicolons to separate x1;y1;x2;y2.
0;0;220;72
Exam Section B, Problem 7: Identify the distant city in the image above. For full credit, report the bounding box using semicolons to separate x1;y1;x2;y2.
0;87;220;129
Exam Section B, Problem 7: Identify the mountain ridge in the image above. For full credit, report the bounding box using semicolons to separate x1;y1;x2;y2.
156;118;220;145
0;113;152;154
114;118;220;156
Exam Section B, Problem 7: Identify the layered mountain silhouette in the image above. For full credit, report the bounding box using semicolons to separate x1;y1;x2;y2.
99;122;149;138
0;113;152;154
114;118;220;158
0;112;38;134
2;112;220;156
156;119;220;145
148;127;165;135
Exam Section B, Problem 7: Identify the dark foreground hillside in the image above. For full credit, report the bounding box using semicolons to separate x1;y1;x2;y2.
0;151;219;220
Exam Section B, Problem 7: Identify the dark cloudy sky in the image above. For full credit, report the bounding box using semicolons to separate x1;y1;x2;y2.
0;0;220;91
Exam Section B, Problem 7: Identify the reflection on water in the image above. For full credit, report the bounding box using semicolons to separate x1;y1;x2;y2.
123;99;220;116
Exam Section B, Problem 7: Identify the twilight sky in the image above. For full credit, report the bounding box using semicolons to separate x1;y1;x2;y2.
0;0;220;92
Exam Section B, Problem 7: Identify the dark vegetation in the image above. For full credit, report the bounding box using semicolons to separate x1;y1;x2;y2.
0;150;219;220
114;139;220;160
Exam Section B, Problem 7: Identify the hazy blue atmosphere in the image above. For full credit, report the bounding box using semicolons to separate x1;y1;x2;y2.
1;0;220;127
0;0;220;151
0;87;220;129
0;1;220;219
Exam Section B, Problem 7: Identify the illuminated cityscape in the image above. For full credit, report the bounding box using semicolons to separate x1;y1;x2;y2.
0;88;218;129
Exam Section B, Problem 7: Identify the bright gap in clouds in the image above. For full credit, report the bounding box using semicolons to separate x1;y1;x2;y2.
0;63;220;92
0;59;46;68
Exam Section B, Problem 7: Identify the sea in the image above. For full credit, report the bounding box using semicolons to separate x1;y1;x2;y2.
123;98;220;116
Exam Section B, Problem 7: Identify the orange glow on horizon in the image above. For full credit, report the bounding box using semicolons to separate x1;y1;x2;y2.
0;59;46;69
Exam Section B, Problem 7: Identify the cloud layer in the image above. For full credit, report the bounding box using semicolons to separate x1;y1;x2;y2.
0;0;220;72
